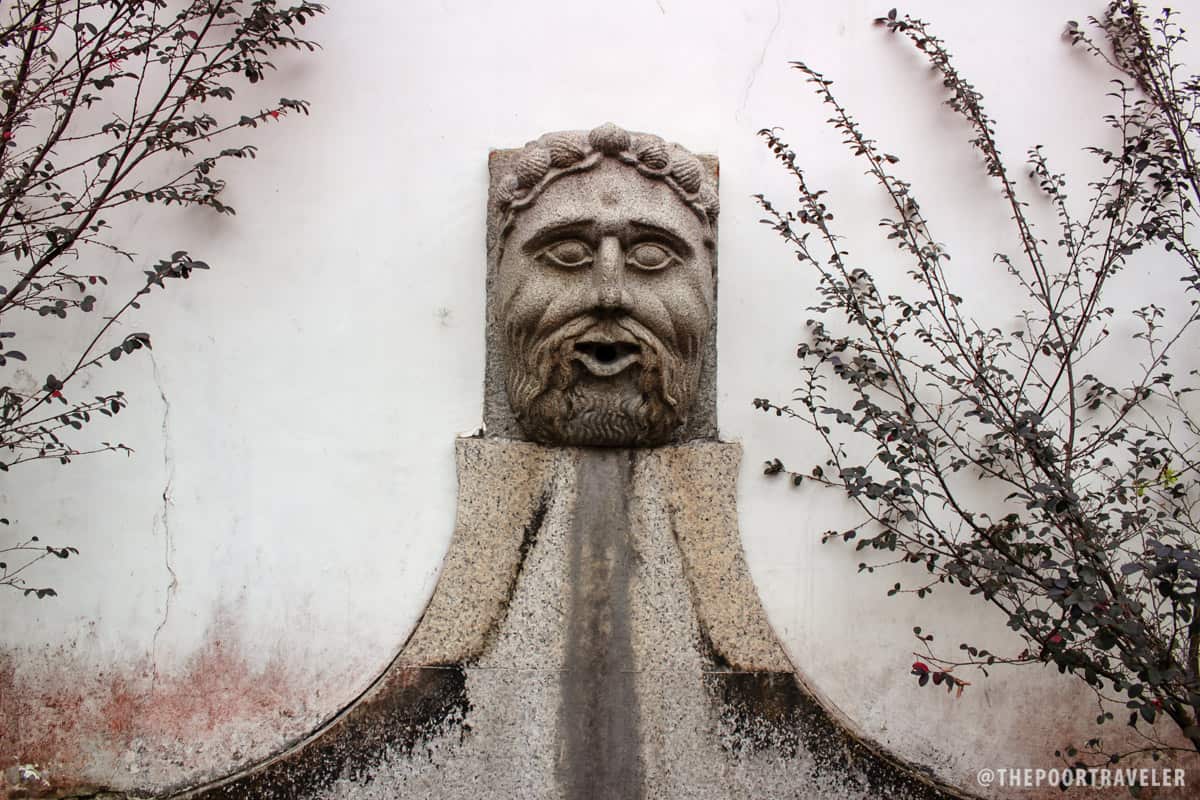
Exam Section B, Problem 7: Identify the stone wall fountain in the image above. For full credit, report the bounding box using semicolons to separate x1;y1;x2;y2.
171;124;972;800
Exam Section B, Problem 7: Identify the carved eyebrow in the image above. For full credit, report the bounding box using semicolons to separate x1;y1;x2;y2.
627;220;693;257
520;220;592;254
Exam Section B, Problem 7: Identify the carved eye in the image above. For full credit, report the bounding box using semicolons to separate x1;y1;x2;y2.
536;240;593;269
626;242;679;272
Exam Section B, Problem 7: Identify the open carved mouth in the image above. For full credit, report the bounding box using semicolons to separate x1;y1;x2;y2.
573;336;642;377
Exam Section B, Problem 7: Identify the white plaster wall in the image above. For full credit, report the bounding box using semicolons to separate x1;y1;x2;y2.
2;0;1196;795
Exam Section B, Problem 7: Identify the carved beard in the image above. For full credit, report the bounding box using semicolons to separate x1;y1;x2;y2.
505;314;699;446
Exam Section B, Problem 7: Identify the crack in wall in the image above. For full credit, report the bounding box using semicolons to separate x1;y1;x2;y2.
148;351;178;679
738;0;782;121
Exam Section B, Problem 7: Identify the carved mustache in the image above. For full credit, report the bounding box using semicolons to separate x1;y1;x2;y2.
506;313;684;410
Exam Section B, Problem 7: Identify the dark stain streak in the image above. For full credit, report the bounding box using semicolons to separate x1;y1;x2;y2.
471;491;550;664
665;504;732;672
706;671;803;757
558;449;643;800
174;666;469;800
706;670;969;799
515;494;550;596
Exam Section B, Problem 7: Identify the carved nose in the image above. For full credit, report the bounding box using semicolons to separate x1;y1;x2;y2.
598;285;622;308
595;236;624;309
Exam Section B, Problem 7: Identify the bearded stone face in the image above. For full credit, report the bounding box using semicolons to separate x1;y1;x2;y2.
496;157;715;446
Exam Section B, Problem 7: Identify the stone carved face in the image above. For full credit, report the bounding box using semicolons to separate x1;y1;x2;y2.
496;145;716;447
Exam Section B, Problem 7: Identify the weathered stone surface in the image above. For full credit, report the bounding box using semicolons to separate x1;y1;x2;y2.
637;441;792;672
399;437;561;666
168;439;970;800
484;125;720;446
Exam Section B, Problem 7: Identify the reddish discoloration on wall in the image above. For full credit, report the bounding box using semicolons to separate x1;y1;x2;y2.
100;636;298;737
0;612;340;798
0;649;88;791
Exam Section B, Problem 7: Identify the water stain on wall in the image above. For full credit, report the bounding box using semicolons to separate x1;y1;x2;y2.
0;608;351;799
